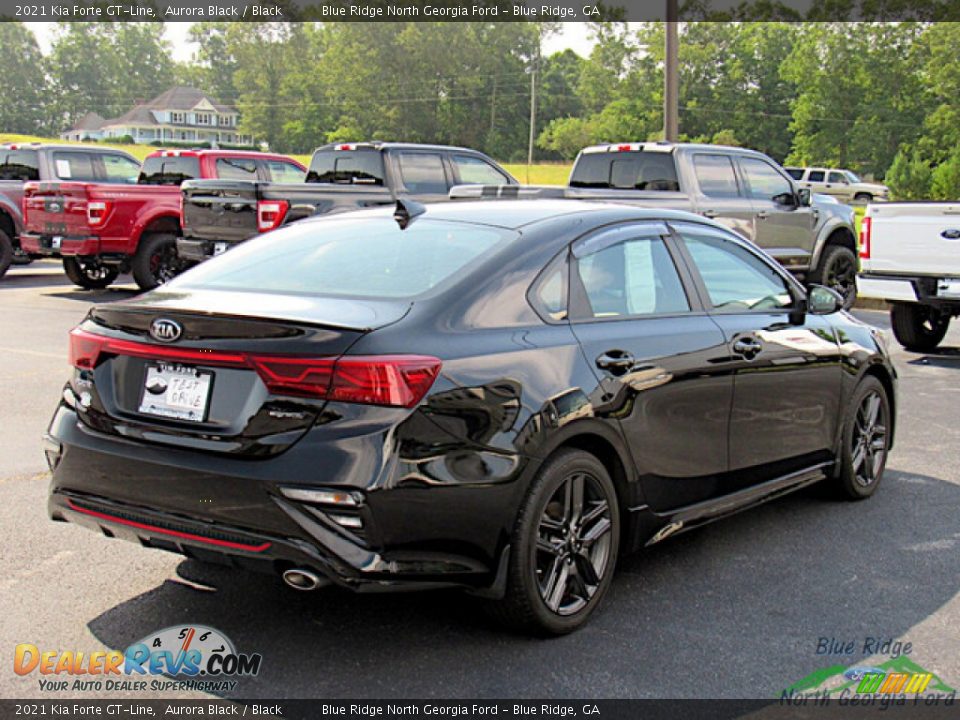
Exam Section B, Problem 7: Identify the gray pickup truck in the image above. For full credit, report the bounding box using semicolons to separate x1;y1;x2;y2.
456;142;860;308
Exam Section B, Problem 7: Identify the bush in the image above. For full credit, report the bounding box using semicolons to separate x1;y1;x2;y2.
886;148;932;200
931;150;960;200
108;134;136;145
537;117;594;161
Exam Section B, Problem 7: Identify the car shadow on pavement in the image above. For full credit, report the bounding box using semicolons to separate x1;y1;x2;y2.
86;469;960;699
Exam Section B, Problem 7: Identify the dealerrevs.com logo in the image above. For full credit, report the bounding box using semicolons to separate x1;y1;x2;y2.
14;625;262;693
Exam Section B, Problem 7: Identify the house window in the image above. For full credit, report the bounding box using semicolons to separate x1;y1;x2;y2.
170;112;185;124
196;113;211;126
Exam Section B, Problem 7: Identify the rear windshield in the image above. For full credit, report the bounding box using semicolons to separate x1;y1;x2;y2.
570;151;680;191
306;150;385;185
0;150;39;181
139;155;201;185
174;217;514;299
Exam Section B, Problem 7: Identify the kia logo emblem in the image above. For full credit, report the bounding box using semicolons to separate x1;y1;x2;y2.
149;318;182;343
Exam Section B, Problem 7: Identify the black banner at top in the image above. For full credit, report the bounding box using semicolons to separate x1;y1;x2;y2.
2;0;959;22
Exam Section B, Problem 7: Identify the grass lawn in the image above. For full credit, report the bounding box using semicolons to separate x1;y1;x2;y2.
502;163;572;185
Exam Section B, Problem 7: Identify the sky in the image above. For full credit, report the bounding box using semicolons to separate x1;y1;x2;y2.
26;21;598;63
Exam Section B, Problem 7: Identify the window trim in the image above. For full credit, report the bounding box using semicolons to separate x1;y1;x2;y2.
666;220;806;315
566;222;703;323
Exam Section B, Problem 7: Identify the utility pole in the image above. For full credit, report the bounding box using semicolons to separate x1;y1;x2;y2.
664;0;679;142
527;29;540;184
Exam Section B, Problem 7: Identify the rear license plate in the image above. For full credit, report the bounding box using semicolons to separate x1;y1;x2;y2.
938;278;960;298
138;363;213;422
213;242;228;256
51;236;62;250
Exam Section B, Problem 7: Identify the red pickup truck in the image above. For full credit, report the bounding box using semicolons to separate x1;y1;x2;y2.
21;149;305;290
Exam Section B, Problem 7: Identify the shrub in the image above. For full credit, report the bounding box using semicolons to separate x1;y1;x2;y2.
886;148;932;200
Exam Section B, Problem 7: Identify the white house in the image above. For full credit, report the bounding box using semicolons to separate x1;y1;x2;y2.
61;87;254;147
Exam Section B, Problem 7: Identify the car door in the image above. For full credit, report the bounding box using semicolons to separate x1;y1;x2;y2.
565;222;734;511
690;152;757;242
671;221;843;477
738;155;816;267
827;170;853;202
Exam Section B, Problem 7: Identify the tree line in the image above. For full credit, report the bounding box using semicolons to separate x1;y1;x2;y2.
1;21;959;198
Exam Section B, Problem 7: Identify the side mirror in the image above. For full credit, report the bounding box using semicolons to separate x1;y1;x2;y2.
797;188;812;207
808;284;843;315
773;192;796;207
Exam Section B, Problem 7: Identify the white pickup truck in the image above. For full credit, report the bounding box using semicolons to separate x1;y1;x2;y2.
858;202;960;350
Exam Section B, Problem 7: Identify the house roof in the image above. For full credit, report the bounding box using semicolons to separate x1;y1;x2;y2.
65;87;237;132
70;112;107;132
142;86;234;114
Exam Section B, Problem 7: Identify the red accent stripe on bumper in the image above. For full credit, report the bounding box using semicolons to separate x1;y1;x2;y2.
66;499;272;553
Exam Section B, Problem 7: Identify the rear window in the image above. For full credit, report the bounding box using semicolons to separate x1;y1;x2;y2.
785;168;804;180
570;151;680;191
306;150;385;185
0;150;39;181
52;152;98;181
139;155;201;185
174;217;514;299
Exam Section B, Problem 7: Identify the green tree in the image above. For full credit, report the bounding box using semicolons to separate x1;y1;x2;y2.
0;23;50;134
886;147;933;200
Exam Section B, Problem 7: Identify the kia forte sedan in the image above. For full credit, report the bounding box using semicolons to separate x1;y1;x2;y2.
45;199;896;634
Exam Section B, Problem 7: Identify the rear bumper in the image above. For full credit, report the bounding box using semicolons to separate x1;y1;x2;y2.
45;404;509;594
21;232;100;257
176;237;215;263
858;273;960;311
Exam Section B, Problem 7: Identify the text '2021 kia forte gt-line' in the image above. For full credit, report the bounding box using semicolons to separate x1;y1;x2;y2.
45;199;896;634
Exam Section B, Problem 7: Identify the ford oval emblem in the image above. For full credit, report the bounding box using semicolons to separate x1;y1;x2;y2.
149;318;182;343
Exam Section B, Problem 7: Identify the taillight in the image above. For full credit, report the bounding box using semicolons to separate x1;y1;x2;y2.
67;328;441;408
859;216;871;259
178;193;185;229
257;200;289;233
86;201;111;227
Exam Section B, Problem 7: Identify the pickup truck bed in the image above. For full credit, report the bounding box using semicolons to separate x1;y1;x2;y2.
858;202;960;351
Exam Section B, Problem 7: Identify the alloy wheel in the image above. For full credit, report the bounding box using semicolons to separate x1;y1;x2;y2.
149;245;184;284
851;390;888;487
824;253;856;306
535;472;613;616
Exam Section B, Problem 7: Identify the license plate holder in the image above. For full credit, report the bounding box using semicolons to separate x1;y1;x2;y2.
138;363;213;422
938;278;960;299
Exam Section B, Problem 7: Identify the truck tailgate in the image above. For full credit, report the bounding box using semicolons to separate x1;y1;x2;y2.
866;203;960;275
23;182;93;237
181;180;259;244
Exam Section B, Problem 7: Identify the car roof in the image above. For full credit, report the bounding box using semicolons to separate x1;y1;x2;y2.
300;199;725;231
314;141;495;155
0;143;136;154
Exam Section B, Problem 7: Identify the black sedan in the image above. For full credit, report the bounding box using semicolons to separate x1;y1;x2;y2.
44;199;896;634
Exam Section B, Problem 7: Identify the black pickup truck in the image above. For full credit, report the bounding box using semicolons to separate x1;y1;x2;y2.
177;142;518;262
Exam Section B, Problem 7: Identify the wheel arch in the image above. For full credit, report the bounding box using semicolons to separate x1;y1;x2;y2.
812;224;857;273
135;214;180;246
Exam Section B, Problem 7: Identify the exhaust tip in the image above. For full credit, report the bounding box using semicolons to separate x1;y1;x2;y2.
282;568;324;591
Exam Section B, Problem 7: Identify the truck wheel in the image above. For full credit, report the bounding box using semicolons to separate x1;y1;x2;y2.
0;229;12;279
132;233;187;291
485;449;620;635
890;302;950;352
853;192;873;204
811;244;857;311
62;257;119;290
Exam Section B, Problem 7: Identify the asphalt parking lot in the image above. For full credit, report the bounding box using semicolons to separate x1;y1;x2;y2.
1;261;958;700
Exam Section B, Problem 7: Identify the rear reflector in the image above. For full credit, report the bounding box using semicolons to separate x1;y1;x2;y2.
68;327;441;408
257;200;289;233
859;216;871;259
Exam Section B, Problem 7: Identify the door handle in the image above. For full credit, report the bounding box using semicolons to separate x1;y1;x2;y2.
596;350;635;374
732;338;763;359
702;210;719;219
756;211;770;220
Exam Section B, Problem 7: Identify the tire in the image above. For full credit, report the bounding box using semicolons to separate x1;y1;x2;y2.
132;233;187;291
890;303;950;352
853;192;873;204
486;448;620;635
62;257;119;290
834;376;891;500
0;228;13;279
811;244;858;311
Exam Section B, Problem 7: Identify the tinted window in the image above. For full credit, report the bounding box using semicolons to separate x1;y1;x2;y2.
453;154;509;185
216;157;258;180
807;170;825;182
740;158;792;201
139;155;201;185
828;171;847;184
570;151;680;191
845;171;862;183
174;218;513;299
265;160;305;183
102;154;140;184
0;150;39;181
397;153;448;194
306;150;385;185
576;236;689;318
52;152;97;181
694;154;740;198
531;255;568;322
680;230;792;311
785;168;804;180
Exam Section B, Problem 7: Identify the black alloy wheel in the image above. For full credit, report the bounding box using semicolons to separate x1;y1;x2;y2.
818;245;858;311
836;376;890;500
62;257;119;290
